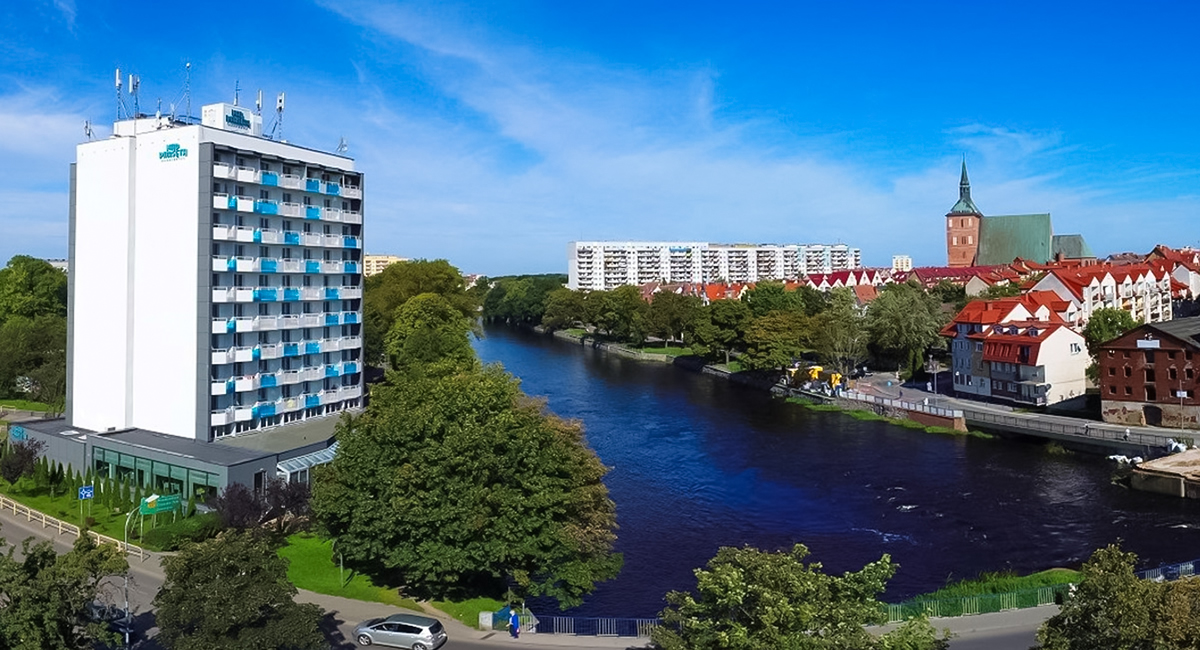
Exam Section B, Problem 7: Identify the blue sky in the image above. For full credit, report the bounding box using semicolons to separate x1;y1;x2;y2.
3;0;1200;275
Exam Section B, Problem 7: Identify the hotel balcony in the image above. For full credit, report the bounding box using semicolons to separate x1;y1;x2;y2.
254;200;279;215
210;378;233;396
279;397;303;413
211;408;234;426
234;406;254;422
254;228;283;244
344;261;361;274
341;287;363;299
211;348;234;365
342;361;359;375
233;346;257;362
305;260;322;274
279;259;303;273
342;312;359;325
342;335;363;349
279;370;302;385
322;207;343;222
212;163;235;179
279;202;303;218
324;313;340;327
235;196;255;212
235;166;258;183
342;236;361;249
321;339;341;353
342;210;362;224
304;341;321;355
234;375;259;392
321;260;343;274
259;372;279;388
324;365;340;378
325;182;340;196
252;287;278;302
301;287;324;301
282;342;300;357
342;186;362;199
251;401;276;418
322;234;342;248
319;390;339;406
302;233;323;247
305;206;322;220
301;367;324;382
284;230;302;245
324;287;340;300
259;342;283;359
300;313;323;328
305;178;322;193
282;287;301;301
278;314;300;329
304;393;321;408
211;287;255;303
339;385;363;401
280;174;303;189
260;171;279;186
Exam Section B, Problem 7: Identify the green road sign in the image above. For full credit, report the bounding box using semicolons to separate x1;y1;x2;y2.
139;493;181;515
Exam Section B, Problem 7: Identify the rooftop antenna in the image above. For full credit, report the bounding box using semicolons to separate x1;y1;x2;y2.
114;68;127;120
268;92;285;140
233;79;240;106
83;120;94;140
155;97;162;120
336;137;348;154
184;61;192;120
256;89;263;115
129;74;140;116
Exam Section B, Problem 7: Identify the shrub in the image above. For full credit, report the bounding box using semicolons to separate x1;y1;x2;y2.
141;512;224;551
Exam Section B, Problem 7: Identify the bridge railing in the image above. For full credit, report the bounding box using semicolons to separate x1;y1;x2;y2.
534;616;660;637
962;408;1178;447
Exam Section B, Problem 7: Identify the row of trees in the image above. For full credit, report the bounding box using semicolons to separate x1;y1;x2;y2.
517;280;944;377
0;256;68;411
315;261;622;607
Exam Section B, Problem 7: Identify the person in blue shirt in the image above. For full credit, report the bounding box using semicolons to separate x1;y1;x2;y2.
508;608;521;639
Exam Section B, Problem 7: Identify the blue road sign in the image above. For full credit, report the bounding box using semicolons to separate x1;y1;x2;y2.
78;485;94;500
9;426;26;441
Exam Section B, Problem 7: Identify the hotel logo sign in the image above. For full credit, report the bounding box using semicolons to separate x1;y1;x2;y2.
159;143;188;161
225;108;252;130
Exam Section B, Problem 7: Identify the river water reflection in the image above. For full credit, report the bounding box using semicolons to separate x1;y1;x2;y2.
474;325;1200;617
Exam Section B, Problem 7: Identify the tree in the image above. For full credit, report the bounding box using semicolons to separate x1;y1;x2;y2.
541;288;586;331
815;288;870;375
154;531;325;650
1034;543;1159;650
0;255;68;325
264;477;311;534
688;300;752;364
212;482;265;530
653;544;948;650
1082;307;1139;382
978;283;1022;300
929;280;966;306
742;282;800;318
867;284;941;378
0;439;45;485
647;292;701;346
742;311;811;371
362;259;476;365
0;314;67;401
312;364;622;607
0;533;128;650
481;275;567;324
589;285;649;344
384;292;477;376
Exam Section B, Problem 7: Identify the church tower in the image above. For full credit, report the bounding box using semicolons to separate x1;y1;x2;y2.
946;160;983;267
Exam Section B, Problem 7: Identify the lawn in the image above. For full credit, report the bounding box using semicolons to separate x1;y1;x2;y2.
279;533;420;610
431;596;507;629
0;481;131;541
906;568;1082;602
563;328;588;337
638;346;693;357
0;399;54;412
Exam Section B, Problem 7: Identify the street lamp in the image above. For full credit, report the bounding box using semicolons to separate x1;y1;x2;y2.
122;506;138;649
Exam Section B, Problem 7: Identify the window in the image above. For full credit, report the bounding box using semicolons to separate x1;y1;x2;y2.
975;342;983;352
967;235;973;245
1147;386;1158;401
282;193;291;203
1169;351;1177;360
1109;385;1116;394
1145;369;1155;382
1123;351;1130;358
1125;385;1132;395
1189;368;1195;380
952;236;959;246
1108;367;1115;376
1124;366;1132;377
1145;351;1156;364
1170;368;1178;380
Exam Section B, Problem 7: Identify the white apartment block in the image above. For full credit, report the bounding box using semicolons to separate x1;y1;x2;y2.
363;254;408;277
892;255;913;272
568;241;862;290
69;102;365;445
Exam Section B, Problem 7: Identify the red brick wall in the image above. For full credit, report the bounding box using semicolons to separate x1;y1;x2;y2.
946;214;979;268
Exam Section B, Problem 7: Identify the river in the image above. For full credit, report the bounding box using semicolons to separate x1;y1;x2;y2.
473;325;1200;618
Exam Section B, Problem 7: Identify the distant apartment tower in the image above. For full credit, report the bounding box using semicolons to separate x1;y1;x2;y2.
14;97;367;497
892;255;913;272
363;254;408;277
567;241;861;290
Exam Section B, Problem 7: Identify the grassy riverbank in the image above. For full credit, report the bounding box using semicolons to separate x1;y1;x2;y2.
785;397;994;439
904;568;1081;602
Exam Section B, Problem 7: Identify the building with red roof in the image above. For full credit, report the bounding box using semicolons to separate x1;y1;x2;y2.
1028;264;1173;325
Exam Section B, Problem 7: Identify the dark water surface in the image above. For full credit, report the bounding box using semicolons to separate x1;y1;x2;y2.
473;325;1200;617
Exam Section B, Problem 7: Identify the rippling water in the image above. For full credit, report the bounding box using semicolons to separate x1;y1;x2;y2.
474;325;1200;617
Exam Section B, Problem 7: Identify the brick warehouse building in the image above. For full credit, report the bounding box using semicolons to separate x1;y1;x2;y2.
1099;317;1200;429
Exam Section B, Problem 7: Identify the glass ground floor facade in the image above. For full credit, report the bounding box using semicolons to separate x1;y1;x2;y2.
92;447;222;501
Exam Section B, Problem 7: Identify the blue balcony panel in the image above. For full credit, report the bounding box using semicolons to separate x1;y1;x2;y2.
304;394;320;408
325;366;340;378
254;201;279;215
261;172;279;186
342;313;359;325
324;314;339;326
284;231;300;245
253;403;276;418
324;288;340;300
283;288;301;302
304;342;321;355
325;183;340;196
305;179;321;192
283;343;300;357
225;319;236;333
253;229;262;243
227;196;238;210
226;258;237;272
260;375;278;388
305;260;321;274
342;236;359;248
260;259;278;273
344;262;360;274
305;206;321;220
253;288;278;302
344;362;359;375
251;347;261;361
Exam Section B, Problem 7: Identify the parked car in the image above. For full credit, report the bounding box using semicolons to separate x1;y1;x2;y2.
354;613;448;649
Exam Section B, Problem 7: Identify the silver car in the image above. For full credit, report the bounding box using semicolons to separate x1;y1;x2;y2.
353;613;448;649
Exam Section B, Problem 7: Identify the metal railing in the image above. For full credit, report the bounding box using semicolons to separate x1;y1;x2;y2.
0;494;147;561
840;389;964;419
535;616;660;637
960;407;1179;447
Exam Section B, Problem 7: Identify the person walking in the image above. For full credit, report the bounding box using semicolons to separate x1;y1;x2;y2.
508;607;521;639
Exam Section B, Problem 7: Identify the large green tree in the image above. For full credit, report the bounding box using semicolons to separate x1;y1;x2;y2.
866;283;941;378
653;544;948;650
540;288;586;331
0;533;128;650
742;282;800;318
588;285;649;344
1034;543;1175;650
481;274;567;324
312;364;621;607
363;259;476;365
815;288;869;376
1082;307;1139;382
742;311;812;371
688;300;753;364
647;292;702;347
154;532;324;650
0;314;67;402
0;256;67;325
384;293;477;376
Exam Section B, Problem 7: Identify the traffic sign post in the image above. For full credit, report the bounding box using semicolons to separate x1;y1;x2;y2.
78;485;93;527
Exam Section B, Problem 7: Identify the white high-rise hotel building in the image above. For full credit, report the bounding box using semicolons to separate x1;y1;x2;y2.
568;241;862;291
70;102;364;443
